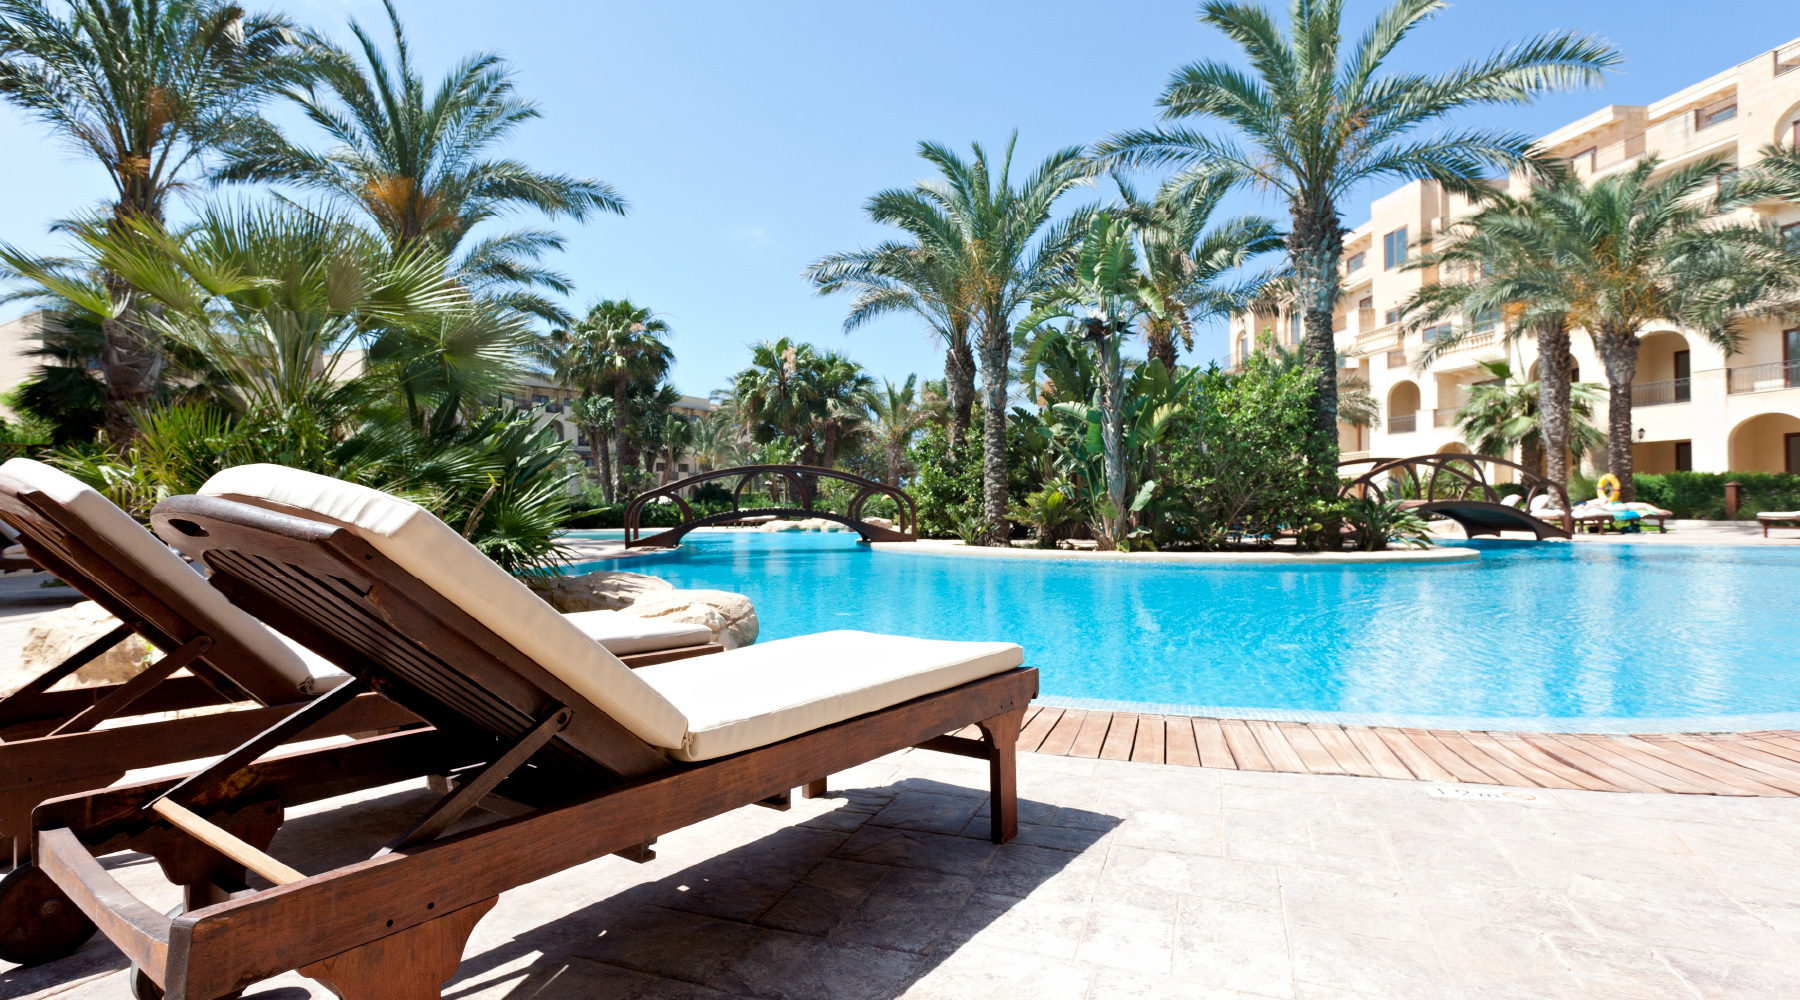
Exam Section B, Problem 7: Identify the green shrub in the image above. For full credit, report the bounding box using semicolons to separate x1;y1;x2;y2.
1632;471;1800;519
906;419;1037;539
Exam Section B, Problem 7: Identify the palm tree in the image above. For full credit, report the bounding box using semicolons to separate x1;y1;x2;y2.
732;338;825;460
1521;157;1768;498
214;0;625;323
0;0;310;444
861;136;1094;544
1015;213;1164;549
543;300;672;501
690;401;743;472
1112;174;1283;371
806;229;976;453
1095;0;1619;492
1452;360;1604;472
810;351;874;469
651;412;695;486
863;375;934;485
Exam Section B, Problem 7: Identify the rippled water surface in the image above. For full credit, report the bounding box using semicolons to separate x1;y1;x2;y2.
571;532;1800;726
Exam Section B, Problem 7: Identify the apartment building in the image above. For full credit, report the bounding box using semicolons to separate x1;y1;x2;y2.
0;311;52;423
1228;37;1800;475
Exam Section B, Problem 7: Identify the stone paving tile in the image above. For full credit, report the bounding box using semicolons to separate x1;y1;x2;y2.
1172;895;1294;998
17;751;1800;1000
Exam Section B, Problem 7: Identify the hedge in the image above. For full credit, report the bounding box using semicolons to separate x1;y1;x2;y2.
1630;472;1800;520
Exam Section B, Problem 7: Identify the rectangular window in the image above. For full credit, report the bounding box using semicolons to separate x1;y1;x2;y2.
1674;441;1692;472
1346;252;1365;273
1470;309;1500;334
1673;350;1691;402
1383;227;1408;269
1385;307;1402;325
1422;323;1452;342
1787;328;1800;387
531;394;548;406
1696;97;1737;130
1237;334;1248;361
1788;434;1800;474
1782;222;1800;252
1288;313;1301;342
1569;147;1596;173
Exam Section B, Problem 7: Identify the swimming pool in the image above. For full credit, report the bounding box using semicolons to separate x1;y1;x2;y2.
569;532;1800;732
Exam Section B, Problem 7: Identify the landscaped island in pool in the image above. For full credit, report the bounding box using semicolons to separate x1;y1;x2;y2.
568;532;1800;733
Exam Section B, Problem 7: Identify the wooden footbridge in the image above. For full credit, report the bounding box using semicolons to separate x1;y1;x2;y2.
1340;453;1574;540
624;465;918;548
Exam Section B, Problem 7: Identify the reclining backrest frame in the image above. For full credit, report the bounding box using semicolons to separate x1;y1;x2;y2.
151;494;670;782
0;472;303;707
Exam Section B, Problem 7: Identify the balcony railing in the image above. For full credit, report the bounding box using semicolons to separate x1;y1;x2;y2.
1388;412;1417;434
1727;360;1800;395
1433;407;1459;428
1632;377;1691;406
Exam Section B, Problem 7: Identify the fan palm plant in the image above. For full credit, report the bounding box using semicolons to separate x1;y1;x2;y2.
1112;174;1283;371
689;405;742;473
213;0;625;323
859;136;1095;544
733;338;825;461
1095;0;1620;492
0;0;312;443
1451;360;1604;472
863;375;935;485
810;352;874;469
805;241;976;452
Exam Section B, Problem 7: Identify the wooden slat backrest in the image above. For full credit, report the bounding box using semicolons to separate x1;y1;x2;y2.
150;495;669;782
0;473;302;705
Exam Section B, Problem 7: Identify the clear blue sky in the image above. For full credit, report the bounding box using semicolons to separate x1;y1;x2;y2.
3;1;1797;397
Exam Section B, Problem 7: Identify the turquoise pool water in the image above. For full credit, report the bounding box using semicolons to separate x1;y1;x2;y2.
569;532;1800;731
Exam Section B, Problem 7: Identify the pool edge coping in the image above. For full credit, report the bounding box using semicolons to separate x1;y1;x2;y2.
868;540;1480;565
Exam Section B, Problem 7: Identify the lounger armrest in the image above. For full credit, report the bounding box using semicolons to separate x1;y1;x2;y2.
37;827;172;982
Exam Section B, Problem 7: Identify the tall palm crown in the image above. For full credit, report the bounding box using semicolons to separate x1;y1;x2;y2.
808;351;874;469
0;0;306;222
861;136;1093;544
0;0;309;444
214;0;624;321
805;239;976;452
732;337;825;460
1112;175;1282;372
1096;0;1619;491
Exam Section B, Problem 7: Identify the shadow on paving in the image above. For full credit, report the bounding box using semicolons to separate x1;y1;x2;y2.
0;773;1118;1000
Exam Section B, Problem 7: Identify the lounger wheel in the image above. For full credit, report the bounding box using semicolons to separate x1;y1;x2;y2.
128;905;245;1000
0;863;97;965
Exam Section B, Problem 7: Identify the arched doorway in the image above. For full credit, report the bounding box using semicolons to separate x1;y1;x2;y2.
1386;381;1420;435
1728;413;1800;471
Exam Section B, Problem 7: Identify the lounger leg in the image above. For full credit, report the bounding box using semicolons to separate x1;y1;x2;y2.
300;896;496;1000
802;778;829;799
977;708;1025;844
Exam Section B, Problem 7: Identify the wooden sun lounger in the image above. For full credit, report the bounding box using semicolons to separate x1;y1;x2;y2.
0;463;427;886
1758;512;1800;537
16;493;1036;999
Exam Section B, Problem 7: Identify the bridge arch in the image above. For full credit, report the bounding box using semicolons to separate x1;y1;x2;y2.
1340;453;1572;540
623;465;919;549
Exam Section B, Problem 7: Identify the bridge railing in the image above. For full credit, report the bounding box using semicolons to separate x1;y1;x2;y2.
622;464;919;548
1339;453;1572;529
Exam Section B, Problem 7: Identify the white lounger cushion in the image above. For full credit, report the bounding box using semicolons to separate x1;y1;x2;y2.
201;464;693;749
563;610;714;655
0;458;336;695
1758;511;1800;519
636;630;1024;761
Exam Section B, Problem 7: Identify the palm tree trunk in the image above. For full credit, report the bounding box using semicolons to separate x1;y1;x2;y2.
822;425;838;470
1289;199;1345;497
1096;323;1129;550
98;208;168;450
1536;322;1573;494
594;429;615;503
887;438;904;486
1146;320;1178;374
1596;330;1639;502
945;333;976;454
979;314;1011;546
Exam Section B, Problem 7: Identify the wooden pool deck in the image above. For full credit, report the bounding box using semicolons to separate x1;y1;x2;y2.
966;706;1800;797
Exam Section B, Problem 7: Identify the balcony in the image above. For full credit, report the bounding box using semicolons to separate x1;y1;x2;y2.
1632;377;1691;406
1727;360;1800;395
1388;412;1417;434
1433;407;1459;428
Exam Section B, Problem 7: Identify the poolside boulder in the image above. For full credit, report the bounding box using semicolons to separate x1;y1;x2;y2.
528;570;673;613
620;589;759;649
7;600;151;695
